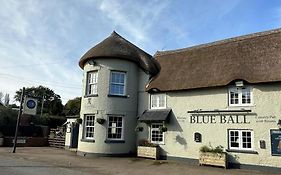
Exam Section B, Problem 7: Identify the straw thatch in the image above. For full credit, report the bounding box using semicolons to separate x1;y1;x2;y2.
146;28;281;91
79;31;159;76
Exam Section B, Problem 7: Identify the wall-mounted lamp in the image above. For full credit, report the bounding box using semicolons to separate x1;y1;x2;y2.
235;81;244;87
88;60;96;66
277;119;281;130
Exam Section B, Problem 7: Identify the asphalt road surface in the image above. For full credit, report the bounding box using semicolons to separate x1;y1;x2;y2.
0;147;279;175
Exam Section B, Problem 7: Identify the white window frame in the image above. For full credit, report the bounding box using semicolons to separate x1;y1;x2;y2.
109;71;126;96
150;93;166;109
83;115;95;140
150;123;165;144
228;129;254;151
107;115;124;140
228;86;253;106
86;71;98;96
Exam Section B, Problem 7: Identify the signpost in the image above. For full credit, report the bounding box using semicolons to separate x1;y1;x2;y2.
13;88;38;153
12;87;25;153
23;97;38;115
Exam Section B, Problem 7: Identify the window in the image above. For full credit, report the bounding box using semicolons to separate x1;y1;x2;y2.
150;94;166;109
109;71;126;96
228;130;253;150
150;123;164;144
86;71;98;95
229;87;252;106
83;115;95;140
107;116;123;140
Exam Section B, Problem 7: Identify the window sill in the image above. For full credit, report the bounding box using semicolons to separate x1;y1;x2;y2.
104;140;125;143
107;94;128;98
226;149;258;154
228;104;254;107
81;139;95;143
150;107;167;110
84;94;98;98
151;142;165;145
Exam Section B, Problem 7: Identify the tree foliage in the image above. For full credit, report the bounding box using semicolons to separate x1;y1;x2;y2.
64;97;81;115
0;105;17;135
14;86;63;115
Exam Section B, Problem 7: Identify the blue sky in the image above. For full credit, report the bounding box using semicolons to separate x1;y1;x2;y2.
0;0;281;104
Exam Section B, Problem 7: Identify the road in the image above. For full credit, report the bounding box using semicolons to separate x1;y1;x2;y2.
0;147;279;175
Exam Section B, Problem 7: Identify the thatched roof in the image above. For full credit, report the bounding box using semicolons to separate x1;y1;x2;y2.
146;28;281;92
79;31;160;76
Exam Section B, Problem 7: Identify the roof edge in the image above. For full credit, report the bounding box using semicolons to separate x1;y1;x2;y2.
155;28;281;57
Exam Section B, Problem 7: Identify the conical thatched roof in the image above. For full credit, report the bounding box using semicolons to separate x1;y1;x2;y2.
147;28;281;91
79;31;159;76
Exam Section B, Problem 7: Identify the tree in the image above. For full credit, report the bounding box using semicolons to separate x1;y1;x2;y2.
0;105;17;135
0;92;3;104
4;93;9;106
64;97;81;115
14;86;63;115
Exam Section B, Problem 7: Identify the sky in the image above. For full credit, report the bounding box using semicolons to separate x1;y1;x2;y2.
0;0;281;104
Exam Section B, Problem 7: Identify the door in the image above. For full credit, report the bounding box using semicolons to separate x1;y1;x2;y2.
70;123;79;148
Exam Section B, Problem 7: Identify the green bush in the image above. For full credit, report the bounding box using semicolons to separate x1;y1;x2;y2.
138;139;158;147
200;145;224;153
0;106;17;135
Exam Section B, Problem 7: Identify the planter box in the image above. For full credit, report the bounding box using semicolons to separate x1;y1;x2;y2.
137;146;159;160
199;152;227;168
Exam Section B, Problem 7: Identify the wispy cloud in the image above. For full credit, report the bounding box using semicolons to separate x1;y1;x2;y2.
94;0;173;51
0;0;278;104
0;1;82;103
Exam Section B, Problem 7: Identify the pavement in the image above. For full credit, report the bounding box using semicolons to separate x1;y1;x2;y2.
0;147;279;175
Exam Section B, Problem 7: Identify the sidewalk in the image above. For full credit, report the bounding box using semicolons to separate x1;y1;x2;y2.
0;147;279;175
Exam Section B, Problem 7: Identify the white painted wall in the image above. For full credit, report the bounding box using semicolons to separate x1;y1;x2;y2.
65;118;77;148
78;58;147;154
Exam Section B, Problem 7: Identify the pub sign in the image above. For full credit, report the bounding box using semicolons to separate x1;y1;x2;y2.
270;130;281;156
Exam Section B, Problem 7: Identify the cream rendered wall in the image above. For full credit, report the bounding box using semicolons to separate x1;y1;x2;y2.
78;58;141;154
137;70;150;142
140;83;281;167
65;118;77;148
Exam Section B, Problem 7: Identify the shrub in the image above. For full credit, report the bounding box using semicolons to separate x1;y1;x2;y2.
138;139;158;147
159;126;167;133
200;145;224;153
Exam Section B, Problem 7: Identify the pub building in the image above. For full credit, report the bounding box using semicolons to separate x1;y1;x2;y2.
67;28;281;171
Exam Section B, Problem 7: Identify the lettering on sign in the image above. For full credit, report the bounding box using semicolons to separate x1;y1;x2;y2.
255;116;276;123
190;115;250;124
176;117;187;122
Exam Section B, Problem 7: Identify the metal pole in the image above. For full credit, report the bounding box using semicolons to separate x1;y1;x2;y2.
12;87;25;153
40;92;44;118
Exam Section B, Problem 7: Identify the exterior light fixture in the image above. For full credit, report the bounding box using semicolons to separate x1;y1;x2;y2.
88;60;96;66
235;81;244;87
277;119;281;130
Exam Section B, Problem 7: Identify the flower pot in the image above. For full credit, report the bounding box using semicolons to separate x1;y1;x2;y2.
199;152;227;168
137;146;159;160
96;118;105;124
76;118;83;124
135;126;143;132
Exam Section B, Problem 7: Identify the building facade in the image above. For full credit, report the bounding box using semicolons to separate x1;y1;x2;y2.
75;29;281;170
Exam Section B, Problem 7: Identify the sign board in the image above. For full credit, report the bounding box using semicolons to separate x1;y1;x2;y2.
23;97;38;115
270;130;281;156
13;139;26;144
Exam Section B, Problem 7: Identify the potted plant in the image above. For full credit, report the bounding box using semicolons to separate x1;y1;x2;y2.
137;139;159;160
159;126;167;133
134;126;143;132
76;118;83;124
0;132;3;146
199;145;227;168
96;118;105;124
